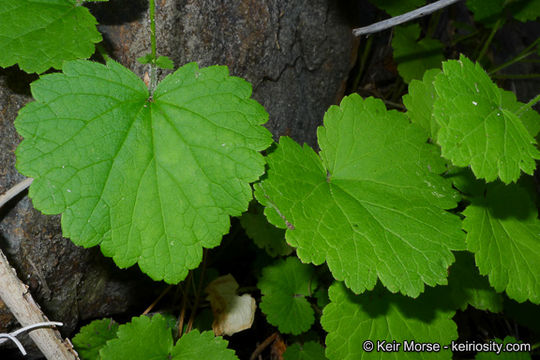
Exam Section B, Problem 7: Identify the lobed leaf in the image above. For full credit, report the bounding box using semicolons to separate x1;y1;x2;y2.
432;55;540;183
392;24;444;84
15;60;273;283
72;318;119;360
256;94;465;297
321;282;457;360
0;0;102;73
258;257;317;335
463;182;540;304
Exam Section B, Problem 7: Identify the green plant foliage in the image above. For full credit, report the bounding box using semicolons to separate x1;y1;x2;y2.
475;337;531;360
284;342;328;360
256;94;465;297
447;252;503;312
15;59;273;283
432;55;540;183
0;0;102;73
72;318;119;360
99;314;238;359
392;24;444;84
403;68;441;136
321;282;457;360
240;204;292;257
463;182;540;304
370;0;425;16
137;54;175;70
258;257;317;335
465;0;505;26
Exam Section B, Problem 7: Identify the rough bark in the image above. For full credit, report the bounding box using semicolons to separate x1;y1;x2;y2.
0;1;356;358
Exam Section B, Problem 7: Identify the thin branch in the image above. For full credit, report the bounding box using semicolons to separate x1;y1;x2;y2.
250;332;278;360
0;248;78;359
186;249;208;333
0;178;33;209
352;0;462;37
142;285;172;315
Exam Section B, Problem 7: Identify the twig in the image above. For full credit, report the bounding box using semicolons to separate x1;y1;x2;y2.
186;249;208;333
142;285;172;315
0;178;33;209
0;248;78;359
352;0;462;37
250;332;278;360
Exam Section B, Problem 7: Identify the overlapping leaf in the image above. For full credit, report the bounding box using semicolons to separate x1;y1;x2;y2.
99;314;238;360
403;69;441;137
0;0;103;73
321;283;457;360
447;252;503;312
392;24;444;84
463;182;540;304
284;342;328;360
258;257;317;335
256;94;465;297
432;55;540;183
15;60;273;283
72;318;119;360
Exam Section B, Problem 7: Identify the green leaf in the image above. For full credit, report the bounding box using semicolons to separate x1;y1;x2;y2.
508;0;540;22
465;0;505;26
432;55;540;183
256;94;465;297
240;204;292;257
463;182;540;304
136;53;153;65
72;318;119;360
284;342;328;360
100;315;173;360
171;330;239;360
15;60;273;283
475;337;531;360
403;68;441;137
321;282;457;360
99;314;239;360
370;0;425;16
0;0;102;73
392;24;444;83
258;257;317;335
156;56;174;70
447;252;503;312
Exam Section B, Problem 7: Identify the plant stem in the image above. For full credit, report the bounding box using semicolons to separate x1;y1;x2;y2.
492;73;540;80
517;93;540;115
489;38;540;75
352;35;373;91
186;249;208;333
476;17;503;63
149;0;158;96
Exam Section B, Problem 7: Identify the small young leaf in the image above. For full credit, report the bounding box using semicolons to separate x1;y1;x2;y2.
256;94;465;297
99;314;239;360
15;60;273;283
392;24;444;84
136;53;154;65
284;342;328;360
0;0;102;73
240;204;292;257
447;252;503;312
321;283;457;360
72;318;119;360
258;257;317;335
156;56;175;70
463;182;540;304
432;55;540;183
403;68;441;137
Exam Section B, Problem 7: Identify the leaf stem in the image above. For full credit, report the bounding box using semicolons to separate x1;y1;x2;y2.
149;0;158;96
476;17;503;63
517;93;540;115
186;249;208;333
489;38;540;75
